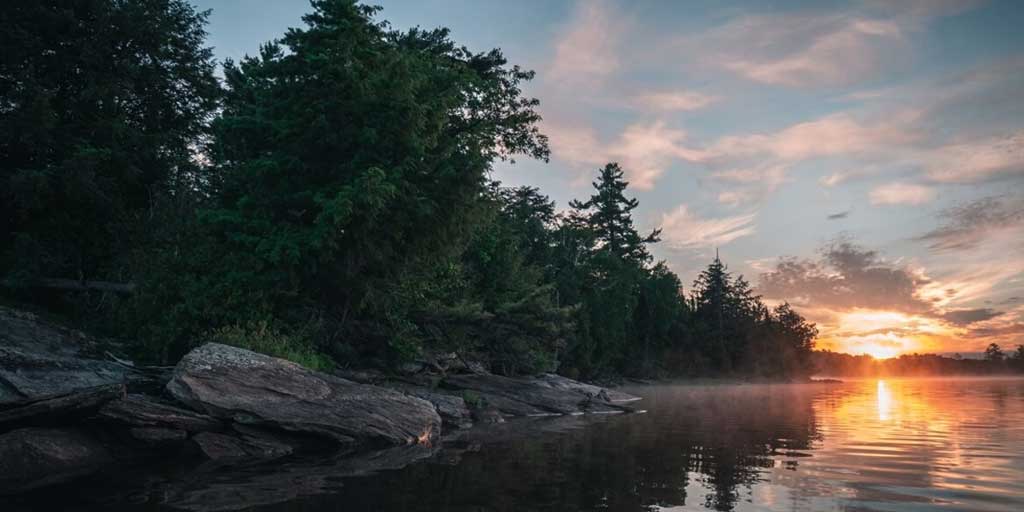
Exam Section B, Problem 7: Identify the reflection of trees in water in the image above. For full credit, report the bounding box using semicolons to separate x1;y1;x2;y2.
320;384;823;512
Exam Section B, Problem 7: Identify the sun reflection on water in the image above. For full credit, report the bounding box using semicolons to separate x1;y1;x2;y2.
876;379;892;421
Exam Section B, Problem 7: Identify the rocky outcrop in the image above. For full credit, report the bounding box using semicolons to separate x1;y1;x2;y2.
441;373;641;418
167;343;442;447
0;383;124;427
0;428;111;494
0;307;131;405
388;384;473;429
97;394;223;433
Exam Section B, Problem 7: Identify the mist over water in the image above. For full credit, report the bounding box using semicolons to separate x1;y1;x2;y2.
21;378;1024;512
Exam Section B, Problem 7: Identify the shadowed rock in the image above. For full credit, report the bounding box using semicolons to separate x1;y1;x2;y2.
0;307;129;405
167;343;441;447
0;384;124;428
0;428;112;494
98;394;223;433
441;373;641;418
130;427;188;445
192;431;293;462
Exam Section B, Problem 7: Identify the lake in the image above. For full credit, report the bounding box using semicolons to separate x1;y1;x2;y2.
14;377;1024;512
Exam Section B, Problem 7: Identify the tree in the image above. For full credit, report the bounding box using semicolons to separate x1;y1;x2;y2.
984;343;1005;362
1;0;219;284
568;163;660;265
189;0;548;361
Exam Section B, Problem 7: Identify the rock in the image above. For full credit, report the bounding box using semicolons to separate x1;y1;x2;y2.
533;373;642;403
471;407;505;424
167;343;442;448
130;427;188;445
0;428;111;494
192;431;292;462
440;373;641;418
332;367;387;385
388;384;472;429
0;306;130;405
0;383;125;428
97;394;222;433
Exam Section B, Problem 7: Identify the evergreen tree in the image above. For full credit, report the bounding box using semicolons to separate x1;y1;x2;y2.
193;0;548;361
568;163;660;265
1;0;219;285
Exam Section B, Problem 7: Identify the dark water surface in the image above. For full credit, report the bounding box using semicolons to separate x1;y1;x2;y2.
15;378;1024;511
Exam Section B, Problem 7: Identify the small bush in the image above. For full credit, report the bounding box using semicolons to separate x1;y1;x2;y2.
208;320;334;372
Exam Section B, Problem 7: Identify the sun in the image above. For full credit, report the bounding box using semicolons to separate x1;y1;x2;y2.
860;344;900;360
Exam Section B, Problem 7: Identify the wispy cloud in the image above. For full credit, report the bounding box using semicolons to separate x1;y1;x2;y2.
719;17;903;87
917;195;1024;251
659;205;756;249
549;0;622;86
925;131;1024;183
545;120;706;190
869;182;936;206
633;90;720;111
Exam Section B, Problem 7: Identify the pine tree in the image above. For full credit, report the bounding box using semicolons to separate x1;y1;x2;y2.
569;163;660;265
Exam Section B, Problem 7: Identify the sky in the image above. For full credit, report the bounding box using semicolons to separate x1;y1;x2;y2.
192;0;1024;358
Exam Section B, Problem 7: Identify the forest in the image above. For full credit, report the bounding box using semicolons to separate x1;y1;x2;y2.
0;0;820;380
814;344;1024;377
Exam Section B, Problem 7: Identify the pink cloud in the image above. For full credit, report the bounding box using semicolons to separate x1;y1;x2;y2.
633;90;720;111
544;120;706;190
548;1;622;86
869;182;936;205
659;205;757;249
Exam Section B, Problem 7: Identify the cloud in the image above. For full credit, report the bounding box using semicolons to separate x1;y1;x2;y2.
709;112;919;162
545;120;706;190
720;18;903;87
549;0;622;86
633;90;720;111
942;308;1004;326
924;131;1024;183
869;182;936;205
759;240;933;314
917;195;1024;251
820;167;880;187
659;205;756;250
827;211;850;220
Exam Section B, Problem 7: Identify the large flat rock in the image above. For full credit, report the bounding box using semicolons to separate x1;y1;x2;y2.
167;343;441;448
0;307;129;405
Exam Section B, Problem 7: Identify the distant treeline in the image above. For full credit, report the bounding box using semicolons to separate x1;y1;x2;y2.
814;344;1024;377
1;1;816;379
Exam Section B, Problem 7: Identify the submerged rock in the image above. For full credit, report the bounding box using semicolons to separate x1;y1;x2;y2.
192;431;292;462
167;343;442;447
0;307;130;405
0;427;111;494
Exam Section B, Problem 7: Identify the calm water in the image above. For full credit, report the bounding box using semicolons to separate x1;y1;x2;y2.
16;378;1024;512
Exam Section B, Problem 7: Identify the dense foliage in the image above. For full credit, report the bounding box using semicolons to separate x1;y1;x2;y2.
1;0;819;379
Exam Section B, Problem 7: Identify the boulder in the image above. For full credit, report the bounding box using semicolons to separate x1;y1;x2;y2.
167;343;441;448
0;306;130;405
0;428;111;494
440;373;641;418
97;394;222;433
